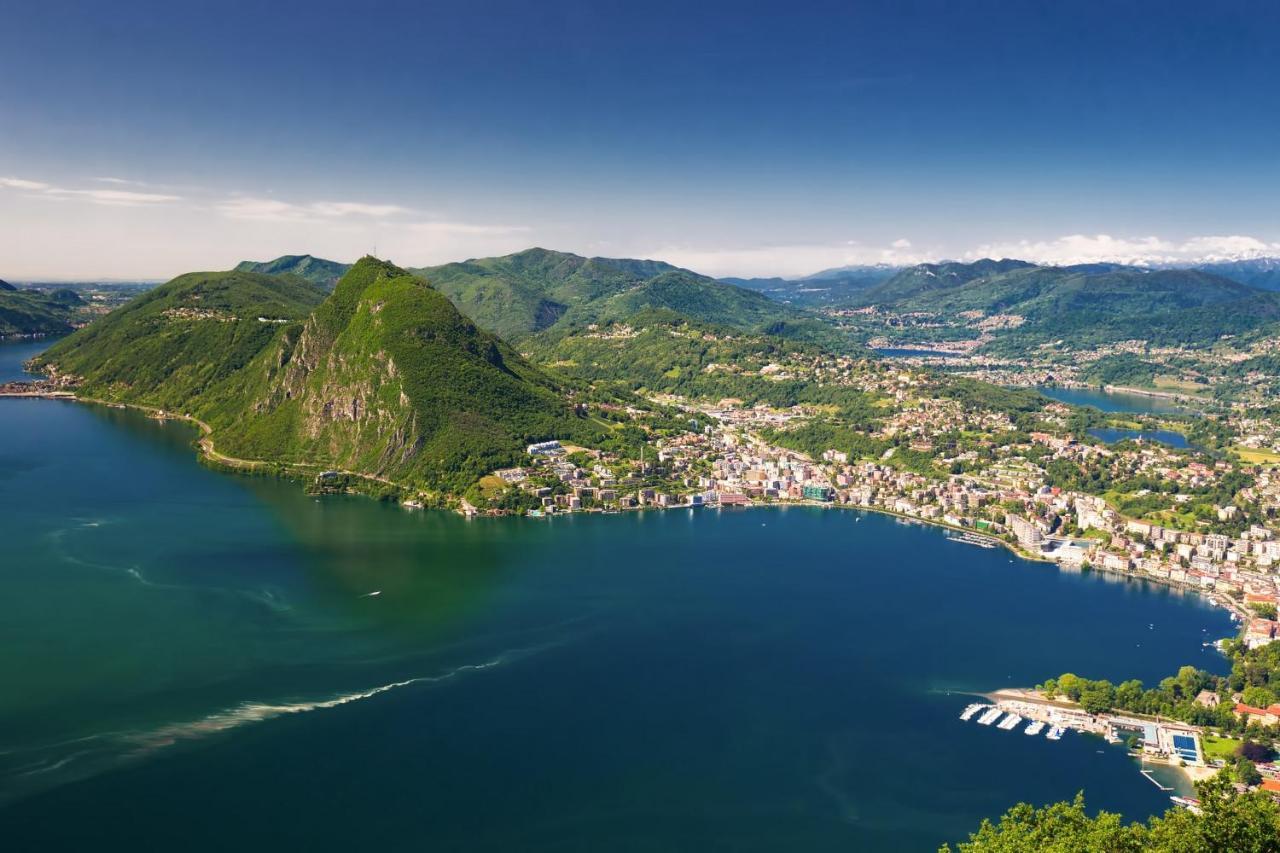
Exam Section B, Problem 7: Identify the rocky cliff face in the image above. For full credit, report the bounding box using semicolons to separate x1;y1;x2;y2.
211;257;596;491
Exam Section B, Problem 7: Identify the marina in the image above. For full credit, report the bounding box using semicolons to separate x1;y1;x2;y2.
958;691;1214;804
997;713;1023;730
946;531;999;549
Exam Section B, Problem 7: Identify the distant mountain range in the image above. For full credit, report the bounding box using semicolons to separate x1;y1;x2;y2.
1190;257;1280;292
234;248;837;347
722;264;899;306
857;260;1280;349
226;249;1280;354
28;246;1280;497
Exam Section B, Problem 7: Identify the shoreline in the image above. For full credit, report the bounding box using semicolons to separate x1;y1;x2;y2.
2;388;1249;628
3;387;1249;810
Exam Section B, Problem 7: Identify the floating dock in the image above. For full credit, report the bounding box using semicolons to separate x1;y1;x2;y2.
1024;720;1045;736
997;713;1023;730
959;703;986;721
976;707;1003;726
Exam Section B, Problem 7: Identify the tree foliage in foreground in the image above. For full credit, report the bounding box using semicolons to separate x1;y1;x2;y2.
942;774;1280;852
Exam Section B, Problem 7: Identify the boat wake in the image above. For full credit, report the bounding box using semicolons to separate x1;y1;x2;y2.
0;643;547;805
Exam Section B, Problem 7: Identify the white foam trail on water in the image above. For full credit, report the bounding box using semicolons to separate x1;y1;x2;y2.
0;645;551;805
122;647;538;758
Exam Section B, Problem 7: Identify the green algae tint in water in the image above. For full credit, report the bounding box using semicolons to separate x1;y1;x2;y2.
0;356;1235;850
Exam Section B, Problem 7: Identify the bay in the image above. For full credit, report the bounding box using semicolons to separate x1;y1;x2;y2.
1038;386;1192;415
1088;427;1192;449
0;343;1236;851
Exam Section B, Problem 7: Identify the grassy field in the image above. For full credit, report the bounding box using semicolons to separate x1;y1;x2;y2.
1152;375;1211;394
1201;734;1240;761
473;475;511;499
1233;446;1280;466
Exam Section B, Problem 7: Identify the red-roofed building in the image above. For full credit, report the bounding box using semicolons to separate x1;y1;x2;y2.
1236;703;1280;725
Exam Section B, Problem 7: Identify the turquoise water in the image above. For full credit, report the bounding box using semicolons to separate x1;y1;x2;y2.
1089;427;1191;449
0;344;1236;850
1038;386;1191;415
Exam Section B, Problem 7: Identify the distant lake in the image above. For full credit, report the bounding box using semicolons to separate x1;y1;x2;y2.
875;347;960;358
0;336;61;383
0;344;1235;851
1038;386;1191;415
1089;427;1191;449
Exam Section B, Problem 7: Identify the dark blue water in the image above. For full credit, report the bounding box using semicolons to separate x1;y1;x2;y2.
0;343;1236;851
1038;386;1191;415
0;336;62;382
1089;427;1191;449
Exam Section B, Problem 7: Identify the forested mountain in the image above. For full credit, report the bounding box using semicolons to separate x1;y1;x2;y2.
234;254;350;289
1194;257;1280;292
411;247;827;344
0;285;88;337
34;258;599;492
856;259;1037;305
31;270;326;405
859;260;1280;348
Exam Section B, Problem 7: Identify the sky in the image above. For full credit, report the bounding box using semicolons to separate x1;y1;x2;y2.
2;0;1280;280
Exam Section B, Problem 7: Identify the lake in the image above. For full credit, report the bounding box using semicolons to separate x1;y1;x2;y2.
1089;427;1192;449
1038;386;1191;415
0;343;1236;851
0;335;63;382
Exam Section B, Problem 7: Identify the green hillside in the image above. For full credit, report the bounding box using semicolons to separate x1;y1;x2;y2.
36;258;601;494
30;270;326;407
0;287;88;337
201;258;601;492
862;261;1280;348
234;254;350;290
857;259;1035;304
412;247;826;344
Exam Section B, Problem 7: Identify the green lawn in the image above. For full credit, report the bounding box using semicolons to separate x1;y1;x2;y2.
1202;734;1240;761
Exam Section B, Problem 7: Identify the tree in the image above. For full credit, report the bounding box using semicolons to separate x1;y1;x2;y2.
944;774;1280;852
1115;679;1145;709
1236;759;1263;787
1079;681;1116;715
1239;740;1276;764
1242;686;1278;709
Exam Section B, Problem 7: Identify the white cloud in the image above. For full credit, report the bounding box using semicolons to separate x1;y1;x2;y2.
964;233;1280;266
216;197;310;222
646;240;929;278
311;201;411;218
0;175;178;206
48;188;182;206
217;196;415;222
1175;235;1280;262
94;176;138;185
0;176;51;190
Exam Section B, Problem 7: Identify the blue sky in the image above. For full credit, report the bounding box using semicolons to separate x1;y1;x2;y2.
2;0;1279;278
